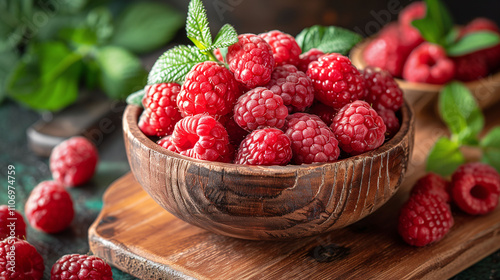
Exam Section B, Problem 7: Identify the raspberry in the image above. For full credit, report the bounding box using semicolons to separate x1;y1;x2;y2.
331;100;386;155
307;53;366;110
171;114;231;163
266;64;314;113
177;61;241;117
377;109;400;138
0;206;26;240
402;42;455;84
50;136;98;187
227;34;275;88
308;101;337;126
213;48;225;62
0;237;44;280
297;48;325;73
451;162;500;215
398;1;426;48
235;128;292;166
461;18;500;71
138;83;182;137
452;54;489;82
462;18;500;35
25;181;74;233
285;113;340;164
51;254;113;280
362;66;403;112
157;136;177;153
259;30;301;66
410;173;451;203
217;114;248;146
398;193;454;247
233;87;288;131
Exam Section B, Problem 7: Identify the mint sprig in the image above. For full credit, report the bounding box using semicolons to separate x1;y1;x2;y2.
186;0;212;51
447;31;500;57
295;25;362;55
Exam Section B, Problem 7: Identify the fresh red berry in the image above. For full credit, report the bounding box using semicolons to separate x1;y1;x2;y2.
403;42;455;84
157;136;177;153
376;109;400;138
461;18;500;71
285;113;340;164
451;162;500;215
410;173;451;203
171;114;231;163
307;53;366;110
462;18;500;35
331;100;386;155
217;113;248;147
213;48;225;62
233;87;288;131
0;206;26;240
308;102;337;127
259;30;301;66
297;48;325;73
177;61;241;118
362;66;403;112
452;54;489;82
227;34;275;88
51;254;113;280
25;181;74;233
0;237;44;280
266;64;314;113
50;136;98;187
138;83;182;137
235;128;292;166
398;193;454;247
398;1;426;48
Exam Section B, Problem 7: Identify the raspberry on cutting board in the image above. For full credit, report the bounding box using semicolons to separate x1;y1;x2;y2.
0;205;27;240
0;237;45;280
410;173;451;203
51;254;113;280
259;30;302;66
235;128;292;166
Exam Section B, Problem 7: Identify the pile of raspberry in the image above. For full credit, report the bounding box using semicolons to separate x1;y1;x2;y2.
398;162;500;247
140;30;404;166
363;1;500;84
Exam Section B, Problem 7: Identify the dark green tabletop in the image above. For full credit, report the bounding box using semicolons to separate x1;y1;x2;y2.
0;100;498;280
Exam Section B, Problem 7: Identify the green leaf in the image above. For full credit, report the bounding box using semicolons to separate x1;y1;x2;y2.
110;2;184;54
147;45;209;84
480;127;500;172
295;25;362;55
96;46;147;100
426;137;466;176
186;0;212;51
211;24;238;51
447;31;500;56
126;89;145;107
412;0;454;46
85;7;113;44
0;50;19;104
439;82;484;145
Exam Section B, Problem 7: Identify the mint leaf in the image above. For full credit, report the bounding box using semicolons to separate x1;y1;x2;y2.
447;31;500;56
439;82;484;145
480;127;500;172
96;46;147;100
295;25;362;55
148;45;209;84
126;89;145;107
426;137;466;176
412;0;453;46
211;24;238;50
0;50;19;103
111;2;184;54
186;0;212;51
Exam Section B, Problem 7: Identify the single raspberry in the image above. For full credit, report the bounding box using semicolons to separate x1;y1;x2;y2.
266;64;314;113
50;136;99;187
285;113;340;164
410;173;451;203
461;18;500;71
25;181;74;233
376;109;400;138
157;136;177;153
51;254;113;280
362;66;404;112
308;101;337;126
398;193;454;247
0;205;26;240
227;34;275;88
331;100;386;155
398;1;426;48
177;61;241;117
217;114;248;147
259;30;301;66
171;114;231;163
452;54;489;82
462;18;500;35
138;83;182;137
402;42;455;84
363;23;412;77
233;87;288;131
297;48;325;73
0;237;44;280
213;48;225;62
307;53;366;110
235;128;292;166
451;162;500;215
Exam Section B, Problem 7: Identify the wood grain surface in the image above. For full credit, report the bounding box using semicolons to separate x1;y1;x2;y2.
89;104;500;280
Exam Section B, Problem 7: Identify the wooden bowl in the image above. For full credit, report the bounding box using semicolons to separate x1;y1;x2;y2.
350;39;500;110
123;101;415;240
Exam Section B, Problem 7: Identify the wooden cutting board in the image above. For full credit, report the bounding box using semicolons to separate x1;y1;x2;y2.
89;105;500;280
